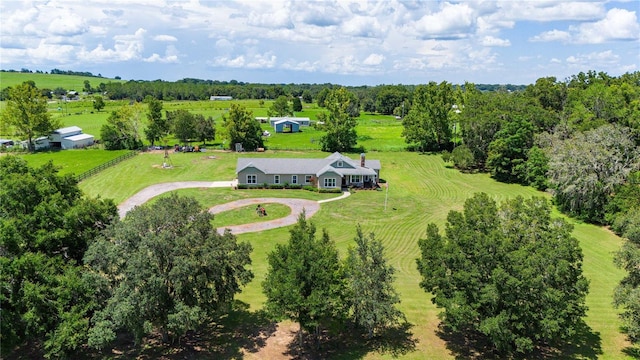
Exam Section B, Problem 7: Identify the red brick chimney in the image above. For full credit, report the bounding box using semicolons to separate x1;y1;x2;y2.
360;153;365;167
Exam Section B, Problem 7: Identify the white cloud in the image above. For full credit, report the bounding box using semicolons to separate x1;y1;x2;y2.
1;7;39;36
363;53;385;66
529;29;572;43
211;52;276;69
247;6;293;29
47;11;89;36
78;28;146;62
153;34;177;42
573;8;640;44
481;36;510;47
144;45;179;63
342;15;384;38
410;2;476;39
500;1;605;22
566;50;620;66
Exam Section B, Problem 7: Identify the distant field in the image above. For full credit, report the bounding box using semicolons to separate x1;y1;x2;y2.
0;71;123;91
77;150;630;359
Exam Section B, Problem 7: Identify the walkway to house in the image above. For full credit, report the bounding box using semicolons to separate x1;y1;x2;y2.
117;181;350;235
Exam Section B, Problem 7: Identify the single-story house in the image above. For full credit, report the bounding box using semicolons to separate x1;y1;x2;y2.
268;117;311;127
273;119;300;133
236;152;381;189
50;126;95;149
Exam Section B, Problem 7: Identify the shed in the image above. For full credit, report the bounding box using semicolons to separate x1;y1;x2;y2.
273;119;300;133
61;133;95;149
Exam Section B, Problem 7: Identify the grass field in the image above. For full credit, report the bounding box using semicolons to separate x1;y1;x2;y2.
75;150;630;359
0;71;123;91
15;148;131;176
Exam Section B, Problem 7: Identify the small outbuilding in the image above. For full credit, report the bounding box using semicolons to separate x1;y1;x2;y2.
273;119;300;133
268;117;311;127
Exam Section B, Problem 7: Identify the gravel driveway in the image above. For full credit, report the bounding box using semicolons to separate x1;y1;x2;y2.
117;181;349;235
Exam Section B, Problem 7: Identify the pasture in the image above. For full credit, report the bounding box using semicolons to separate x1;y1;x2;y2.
74;150;629;359
0;71;123;91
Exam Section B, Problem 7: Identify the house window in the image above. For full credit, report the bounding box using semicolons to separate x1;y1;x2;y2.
247;174;257;184
337;160;343;167
292;175;298;184
274;175;280;184
351;175;361;183
324;178;336;188
305;175;312;184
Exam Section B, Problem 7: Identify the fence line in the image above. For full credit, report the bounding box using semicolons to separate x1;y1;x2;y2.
76;151;138;182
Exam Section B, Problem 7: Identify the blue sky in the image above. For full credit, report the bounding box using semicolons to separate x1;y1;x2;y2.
1;0;638;86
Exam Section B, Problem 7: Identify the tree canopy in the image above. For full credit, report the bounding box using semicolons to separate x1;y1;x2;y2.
262;212;344;346
100;103;144;150
0;82;60;152
548;124;640;223
417;193;589;354
222;103;264;151
0;156;117;358
269;95;293;117
402;81;454;152
344;226;405;337
84;194;253;348
319;87;358;152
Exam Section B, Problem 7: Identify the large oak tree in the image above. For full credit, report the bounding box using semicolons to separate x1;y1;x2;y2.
84;194;253;347
417;193;589;354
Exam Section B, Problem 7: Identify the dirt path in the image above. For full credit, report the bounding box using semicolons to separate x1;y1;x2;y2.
208;197;319;235
118;181;349;234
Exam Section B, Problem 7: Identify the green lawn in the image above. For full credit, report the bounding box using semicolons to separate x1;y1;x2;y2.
78;150;630;359
15;149;131;176
212;203;291;228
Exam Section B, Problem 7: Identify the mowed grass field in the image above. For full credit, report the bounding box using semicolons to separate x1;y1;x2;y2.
75;150;630;359
0;71;123;91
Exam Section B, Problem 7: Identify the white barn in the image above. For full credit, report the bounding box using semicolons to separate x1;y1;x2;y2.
50;126;95;149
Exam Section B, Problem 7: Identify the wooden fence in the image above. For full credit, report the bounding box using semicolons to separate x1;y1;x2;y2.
76;151;138;182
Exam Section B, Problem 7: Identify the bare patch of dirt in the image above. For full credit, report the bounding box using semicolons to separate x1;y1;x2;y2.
243;321;299;360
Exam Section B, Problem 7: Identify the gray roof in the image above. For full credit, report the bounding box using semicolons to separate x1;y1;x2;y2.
236;152;380;176
54;126;82;135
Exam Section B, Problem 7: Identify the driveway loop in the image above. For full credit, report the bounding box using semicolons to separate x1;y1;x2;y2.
117;181;349;235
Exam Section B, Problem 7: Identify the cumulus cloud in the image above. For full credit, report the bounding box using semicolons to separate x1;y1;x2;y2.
144;44;179;63
500;1;604;22
78;28;146;62
363;53;385;66
153;34;177;42
47;11;89;36
529;29;572;43
481;36;510;47
211;52;276;69
411;2;476;40
573;8;640;44
342;16;384;38
247;7;293;29
566;50;620;67
2;7;39;36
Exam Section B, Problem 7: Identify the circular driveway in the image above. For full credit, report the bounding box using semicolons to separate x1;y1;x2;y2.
117;181;350;235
